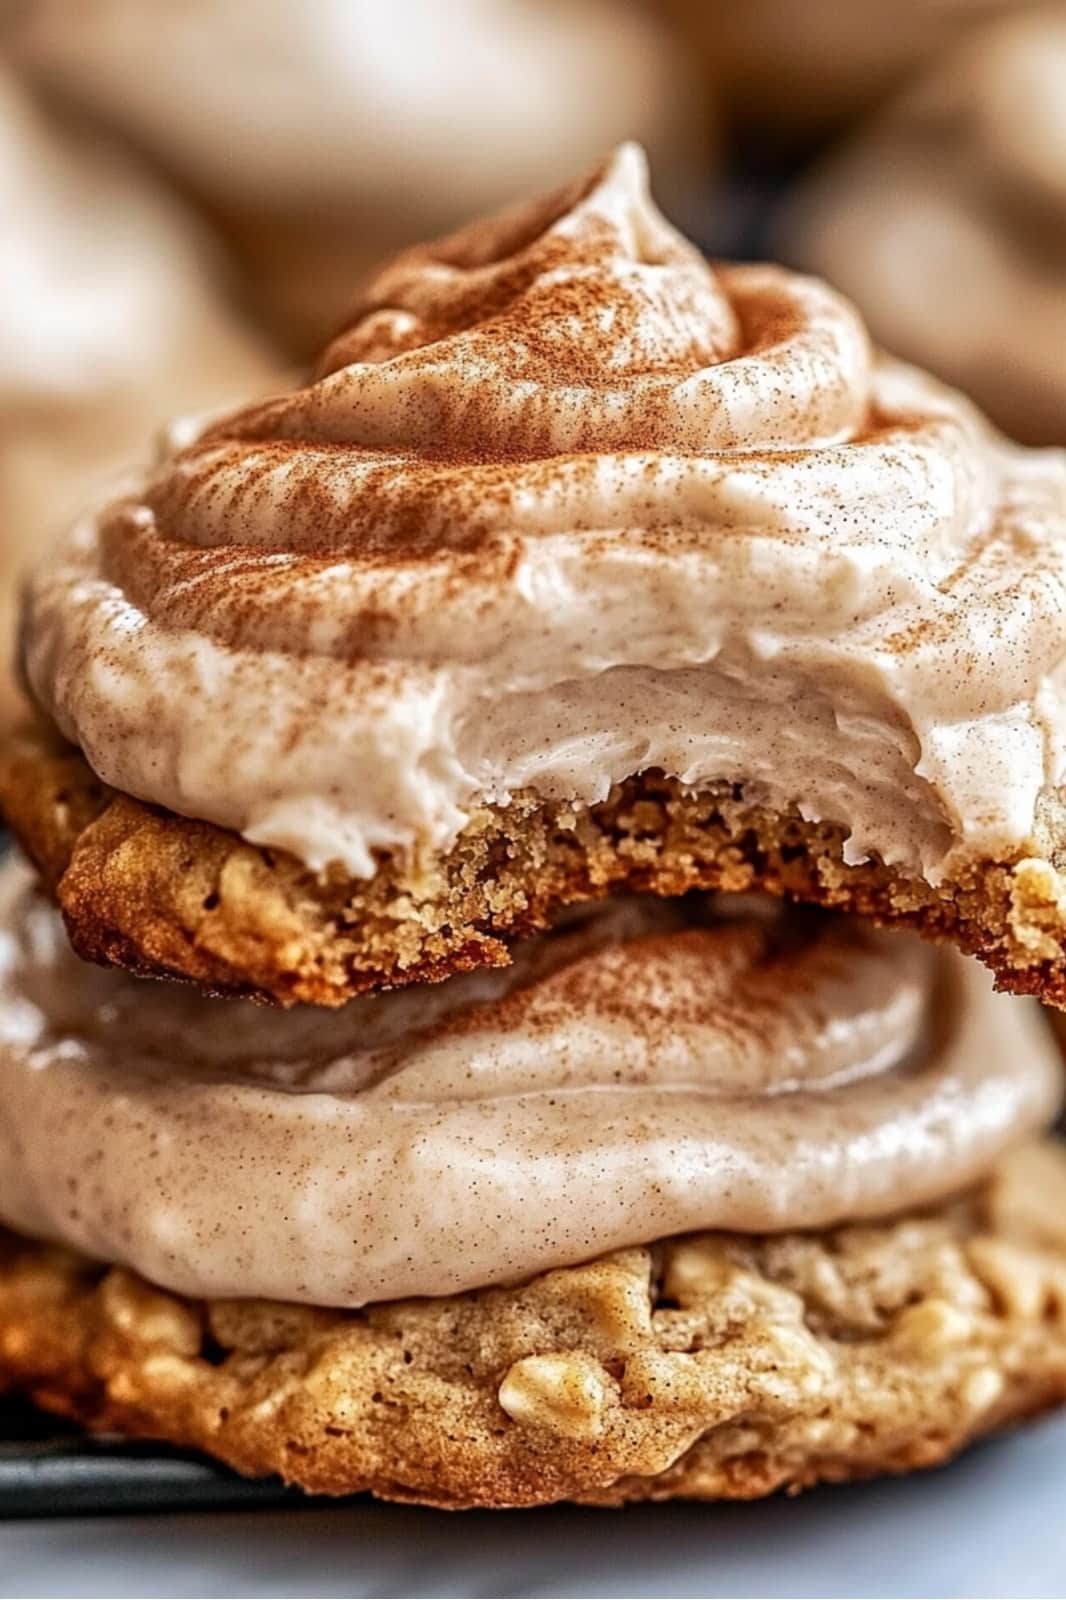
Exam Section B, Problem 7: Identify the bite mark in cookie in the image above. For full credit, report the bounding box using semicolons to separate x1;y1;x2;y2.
6;722;1066;1009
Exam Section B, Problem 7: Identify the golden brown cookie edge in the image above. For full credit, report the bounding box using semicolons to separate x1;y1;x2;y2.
4;716;1066;1009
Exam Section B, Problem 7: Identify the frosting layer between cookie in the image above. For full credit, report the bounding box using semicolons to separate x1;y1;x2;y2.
0;862;1056;1305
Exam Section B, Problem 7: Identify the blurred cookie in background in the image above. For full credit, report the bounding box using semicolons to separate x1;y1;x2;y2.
1049;1008;1066;1077
781;9;1066;446
5;0;708;356
663;0;1031;152
0;69;279;726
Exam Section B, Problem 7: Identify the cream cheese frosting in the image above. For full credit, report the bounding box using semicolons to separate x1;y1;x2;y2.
0;859;1057;1307
22;143;1066;882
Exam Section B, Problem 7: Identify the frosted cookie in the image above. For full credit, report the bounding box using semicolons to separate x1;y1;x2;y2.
10;145;1066;1006
0;855;1062;1505
3;1153;1066;1506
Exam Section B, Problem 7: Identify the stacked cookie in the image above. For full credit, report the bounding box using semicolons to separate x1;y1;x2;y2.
2;146;1066;1509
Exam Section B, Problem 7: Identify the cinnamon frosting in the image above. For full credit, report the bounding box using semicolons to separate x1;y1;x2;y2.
21;143;1066;882
784;10;1066;447
0;859;1056;1306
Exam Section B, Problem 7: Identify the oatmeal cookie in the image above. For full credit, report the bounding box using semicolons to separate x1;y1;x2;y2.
2;1142;1066;1507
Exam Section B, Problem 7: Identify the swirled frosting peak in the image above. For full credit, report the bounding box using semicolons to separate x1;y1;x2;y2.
22;143;1066;880
142;142;871;551
296;142;867;460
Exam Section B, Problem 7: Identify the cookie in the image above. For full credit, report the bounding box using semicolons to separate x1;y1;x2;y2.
4;718;1066;1009
3;1141;1066;1507
15;148;1066;1013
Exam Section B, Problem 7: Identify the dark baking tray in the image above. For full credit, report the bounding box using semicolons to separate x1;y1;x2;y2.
0;1398;308;1519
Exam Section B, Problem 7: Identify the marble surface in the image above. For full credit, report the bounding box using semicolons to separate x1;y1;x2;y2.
3;1409;1066;1598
